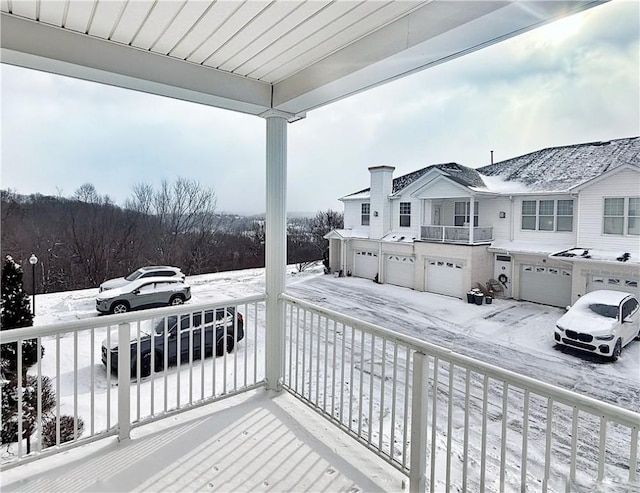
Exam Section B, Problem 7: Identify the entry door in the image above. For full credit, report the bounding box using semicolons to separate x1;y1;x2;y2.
494;255;513;298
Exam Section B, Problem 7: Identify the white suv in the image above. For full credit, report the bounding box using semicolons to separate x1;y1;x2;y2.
99;266;184;292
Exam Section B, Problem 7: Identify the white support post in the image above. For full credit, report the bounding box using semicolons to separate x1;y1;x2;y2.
117;322;131;441
263;111;288;391
468;196;475;244
410;351;429;493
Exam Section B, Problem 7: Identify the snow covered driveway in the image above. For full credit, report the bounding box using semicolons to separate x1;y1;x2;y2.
33;268;639;411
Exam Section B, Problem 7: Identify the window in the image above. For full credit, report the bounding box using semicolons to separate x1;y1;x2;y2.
604;197;639;235
399;202;411;227
521;199;573;232
521;201;536;230
454;201;479;227
604;198;624;234
629;198;640;235
622;298;639;321
538;200;555;231
361;203;370;226
557;200;574;232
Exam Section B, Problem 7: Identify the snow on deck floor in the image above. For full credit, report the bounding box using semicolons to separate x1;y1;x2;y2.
0;388;406;493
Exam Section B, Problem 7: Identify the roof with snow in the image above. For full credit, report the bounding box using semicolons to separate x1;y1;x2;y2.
343;163;486;199
342;137;639;199
478;137;640;192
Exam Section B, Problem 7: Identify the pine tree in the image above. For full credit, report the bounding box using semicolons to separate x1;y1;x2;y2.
1;255;42;374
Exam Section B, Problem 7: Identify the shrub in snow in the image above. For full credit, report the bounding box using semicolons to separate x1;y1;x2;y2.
1;255;43;375
42;415;84;448
1;374;55;453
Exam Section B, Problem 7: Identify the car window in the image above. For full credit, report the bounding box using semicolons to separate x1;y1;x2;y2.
137;283;155;294
125;269;143;281
588;303;618;319
622;298;639;320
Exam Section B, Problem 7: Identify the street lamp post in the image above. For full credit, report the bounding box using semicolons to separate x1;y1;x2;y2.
29;253;38;316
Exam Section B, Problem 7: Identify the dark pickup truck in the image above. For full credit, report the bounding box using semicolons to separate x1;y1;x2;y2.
102;307;244;377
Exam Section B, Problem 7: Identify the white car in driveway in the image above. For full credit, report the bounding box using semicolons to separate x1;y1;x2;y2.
99;266;184;292
96;277;191;314
554;290;640;361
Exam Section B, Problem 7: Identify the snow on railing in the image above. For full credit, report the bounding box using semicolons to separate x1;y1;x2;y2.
280;294;640;492
0;295;266;467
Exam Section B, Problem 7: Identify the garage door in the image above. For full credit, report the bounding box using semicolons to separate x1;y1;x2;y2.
520;265;572;307
353;250;378;280
425;260;464;298
385;255;415;289
587;275;639;299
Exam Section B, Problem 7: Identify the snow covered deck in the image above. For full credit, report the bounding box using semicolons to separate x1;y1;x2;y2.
1;388;405;493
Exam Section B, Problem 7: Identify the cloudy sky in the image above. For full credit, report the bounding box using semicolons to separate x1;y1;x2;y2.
1;0;638;215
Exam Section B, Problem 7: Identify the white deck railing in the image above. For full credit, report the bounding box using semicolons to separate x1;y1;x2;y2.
0;295;266;467
2;292;638;491
421;225;493;243
281;294;640;492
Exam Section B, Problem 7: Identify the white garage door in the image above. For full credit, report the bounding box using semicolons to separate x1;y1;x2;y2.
520;265;572;307
587;275;639;299
354;250;378;280
385;255;415;289
425;260;464;298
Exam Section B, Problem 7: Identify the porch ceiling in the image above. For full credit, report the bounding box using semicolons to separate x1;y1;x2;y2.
1;0;605;117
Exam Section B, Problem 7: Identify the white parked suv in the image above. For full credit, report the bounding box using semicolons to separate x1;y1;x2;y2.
96;277;191;314
99;266;184;292
554;290;640;361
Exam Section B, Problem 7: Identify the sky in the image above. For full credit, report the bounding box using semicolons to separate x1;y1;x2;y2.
1;0;638;215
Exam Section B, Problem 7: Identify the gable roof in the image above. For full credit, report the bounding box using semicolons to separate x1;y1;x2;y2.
342;137;640;200
478;137;640;192
342;163;486;199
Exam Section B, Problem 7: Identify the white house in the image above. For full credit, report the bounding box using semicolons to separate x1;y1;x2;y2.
326;137;640;307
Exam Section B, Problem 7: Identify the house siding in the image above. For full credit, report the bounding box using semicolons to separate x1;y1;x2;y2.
343;200;368;230
512;195;577;248
390;196;421;236
576;169;640;256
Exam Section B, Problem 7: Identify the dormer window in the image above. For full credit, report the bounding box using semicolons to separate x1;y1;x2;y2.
361;203;370;226
399;202;411;227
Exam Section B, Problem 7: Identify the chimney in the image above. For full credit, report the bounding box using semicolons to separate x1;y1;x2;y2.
368;165;395;240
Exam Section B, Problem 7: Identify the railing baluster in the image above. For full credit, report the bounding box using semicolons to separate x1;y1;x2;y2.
543;398;553;492
331;319;337;419
522;389;530;491
390;342;398;462
136;321;141;421
402;346;410;470
233;305;238;392
569;407;578;487
37;336;43;453
56;334;60;446
316;314;321;406
253;301;258;384
379;338;387;452
189;312;194;406
287;302;293;388
368;334;375;445
106;327;111;430
74;330;78;440
17;341;23;458
340;322;346;425
446;362;454;493
294;305;300;394
462;369;470;492
480;374;489;492
150;320;155;415
430;356;439;492
598;416;607;481
164;317;168;413
201;309;205;401
358;329;365;437
90;329;95;436
348;325;355;432
630;426;638;482
500;382;509;493
323;316;329;413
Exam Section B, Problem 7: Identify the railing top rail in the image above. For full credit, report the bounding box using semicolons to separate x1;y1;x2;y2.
0;293;266;342
281;293;640;428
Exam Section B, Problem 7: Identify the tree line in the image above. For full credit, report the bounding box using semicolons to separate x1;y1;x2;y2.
1;179;343;294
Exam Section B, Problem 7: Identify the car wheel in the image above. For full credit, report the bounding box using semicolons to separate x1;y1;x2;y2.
111;302;129;314
169;295;184;306
611;339;622;362
216;334;235;356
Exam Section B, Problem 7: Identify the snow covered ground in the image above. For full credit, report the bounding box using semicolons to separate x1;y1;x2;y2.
9;264;639;491
34;265;639;411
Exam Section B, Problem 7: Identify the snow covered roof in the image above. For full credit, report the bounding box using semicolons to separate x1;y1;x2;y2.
488;240;575;256
551;248;638;265
478;137;640;192
381;232;417;243
324;229;370;240
342;163;486;199
342;137;639;199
